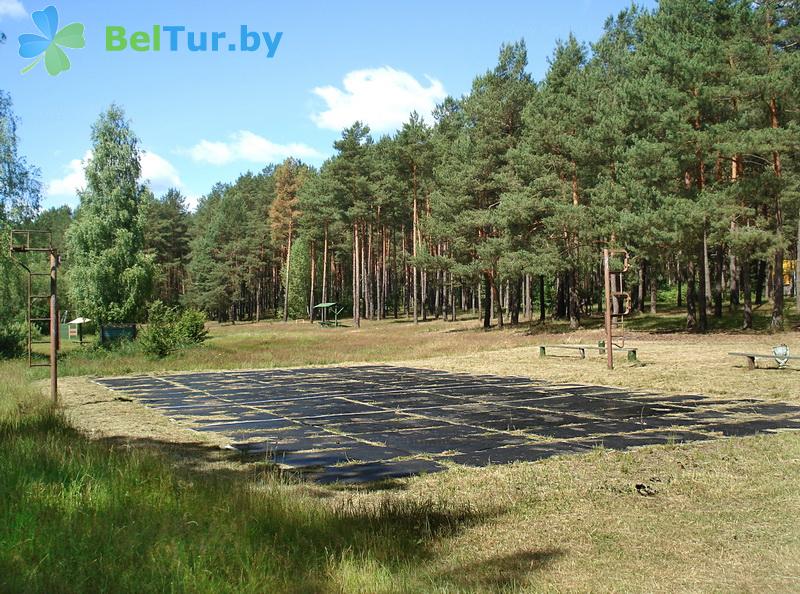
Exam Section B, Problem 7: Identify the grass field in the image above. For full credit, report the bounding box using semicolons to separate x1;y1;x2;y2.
3;306;800;593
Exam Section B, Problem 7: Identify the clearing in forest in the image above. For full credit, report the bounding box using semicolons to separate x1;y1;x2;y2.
95;364;800;483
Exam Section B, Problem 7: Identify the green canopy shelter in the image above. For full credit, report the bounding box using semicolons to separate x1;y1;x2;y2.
313;302;344;327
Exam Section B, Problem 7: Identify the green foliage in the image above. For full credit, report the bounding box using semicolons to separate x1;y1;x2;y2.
138;301;179;358
0;319;26;359
147;1;800;332
184;171;277;320
33;205;73;312
0;93;42;329
0;91;41;222
66;105;154;325
176;308;208;344
0;236;25;327
287;236;311;318
143;188;190;305
139;301;208;358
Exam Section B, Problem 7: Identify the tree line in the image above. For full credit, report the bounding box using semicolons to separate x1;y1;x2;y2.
2;0;799;342
177;0;800;331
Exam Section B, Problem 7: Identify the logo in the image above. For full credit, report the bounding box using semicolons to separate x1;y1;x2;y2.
18;6;85;76
104;26;282;58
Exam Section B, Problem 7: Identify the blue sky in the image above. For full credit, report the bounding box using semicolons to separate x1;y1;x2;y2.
1;0;655;210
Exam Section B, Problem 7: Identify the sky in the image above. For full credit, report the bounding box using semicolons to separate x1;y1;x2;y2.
1;0;656;211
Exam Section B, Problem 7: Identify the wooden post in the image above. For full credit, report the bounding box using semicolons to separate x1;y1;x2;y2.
604;248;614;370
50;250;58;404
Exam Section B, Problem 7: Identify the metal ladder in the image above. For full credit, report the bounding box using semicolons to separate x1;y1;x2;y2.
9;230;60;401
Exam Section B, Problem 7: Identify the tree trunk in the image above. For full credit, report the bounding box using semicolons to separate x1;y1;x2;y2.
412;196;418;324
555;274;566;319
569;268;579;329
490;281;495;322
703;227;712;316
255;278;262;323
392;228;398;319
698;247;708;332
637;262;645;313
422;270;428;321
714;245;723;318
321;226;328;323
755;260;766;305
773;247;784;330
649;274;657;314
353;224;360;328
362;225;369;320
283;225;292;323
539;275;546;322
482;273;491;329
385;232;390;320
770;97;784;328
434;268;442;319
491;274;504;328
309;241;316;322
741;258;752;329
451;274;457;321
686;261;697;331
524;274;531;320
510;278;521;326
364;225;371;320
796;215;800;313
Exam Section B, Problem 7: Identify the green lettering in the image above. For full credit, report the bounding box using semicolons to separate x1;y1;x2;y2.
105;26;127;51
130;31;150;52
153;25;161;51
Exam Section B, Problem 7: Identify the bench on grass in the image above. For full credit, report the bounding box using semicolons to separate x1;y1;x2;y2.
728;351;800;370
539;343;638;362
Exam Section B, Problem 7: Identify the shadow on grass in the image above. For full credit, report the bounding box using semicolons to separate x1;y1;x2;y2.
0;408;499;593
95;434;428;494
438;548;566;590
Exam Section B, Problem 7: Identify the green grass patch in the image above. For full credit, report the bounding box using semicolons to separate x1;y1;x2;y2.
0;362;479;593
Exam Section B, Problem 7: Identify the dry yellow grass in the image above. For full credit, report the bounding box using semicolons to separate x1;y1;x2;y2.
41;315;800;592
395;327;800;402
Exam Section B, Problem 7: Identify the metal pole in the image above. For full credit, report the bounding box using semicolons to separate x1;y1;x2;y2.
50;250;58;404
603;249;613;370
27;269;32;368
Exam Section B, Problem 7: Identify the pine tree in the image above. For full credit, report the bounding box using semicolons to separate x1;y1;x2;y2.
271;158;308;322
395;113;434;323
143;188;190;305
329;123;374;327
460;41;534;328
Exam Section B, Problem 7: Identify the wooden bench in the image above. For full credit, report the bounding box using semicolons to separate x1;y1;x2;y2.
539;344;638;362
728;352;800;370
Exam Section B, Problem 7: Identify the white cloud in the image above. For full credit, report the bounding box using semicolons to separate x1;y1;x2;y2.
141;151;182;195
187;130;322;165
0;0;26;20
311;67;447;132
46;149;184;199
45;151;90;198
189;140;231;165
